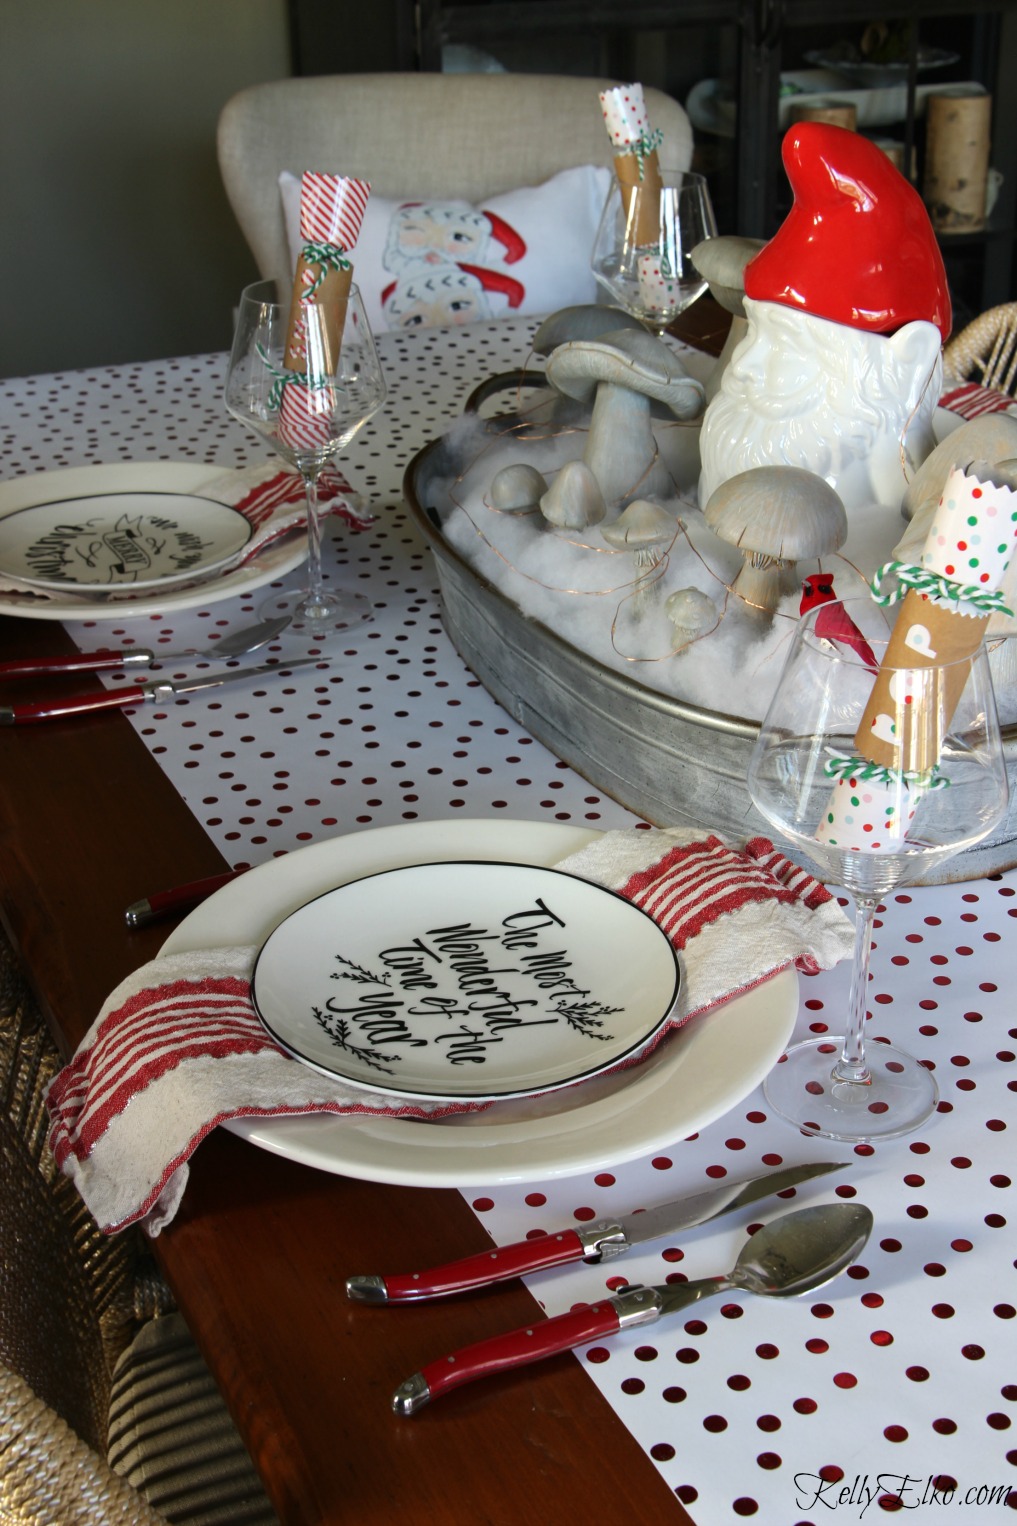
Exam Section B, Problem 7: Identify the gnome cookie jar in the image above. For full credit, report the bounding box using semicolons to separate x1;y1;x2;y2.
699;124;952;515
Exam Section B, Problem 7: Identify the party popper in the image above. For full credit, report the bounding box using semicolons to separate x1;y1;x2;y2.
599;82;663;247
818;461;1017;853
283;172;370;372
277;173;370;454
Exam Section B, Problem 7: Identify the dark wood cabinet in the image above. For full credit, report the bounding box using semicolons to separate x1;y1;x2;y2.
393;0;1017;323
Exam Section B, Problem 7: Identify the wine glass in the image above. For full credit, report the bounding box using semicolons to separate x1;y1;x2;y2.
747;598;1008;1142
591;169;717;336
224;278;386;644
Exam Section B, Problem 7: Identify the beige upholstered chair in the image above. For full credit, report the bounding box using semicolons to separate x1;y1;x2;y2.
217;72;694;294
0;928;277;1525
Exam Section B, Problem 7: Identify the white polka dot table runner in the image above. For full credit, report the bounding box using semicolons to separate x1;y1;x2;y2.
3;321;1014;1523
464;882;1016;1521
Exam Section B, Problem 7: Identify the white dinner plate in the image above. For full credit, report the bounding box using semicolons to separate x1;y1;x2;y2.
161;820;799;1186
0;464;307;620
0;490;252;594
251;861;682;1101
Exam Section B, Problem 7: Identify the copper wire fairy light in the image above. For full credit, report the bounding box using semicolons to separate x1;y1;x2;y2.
444;337;894;677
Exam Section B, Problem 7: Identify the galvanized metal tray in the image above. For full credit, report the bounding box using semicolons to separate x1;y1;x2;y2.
403;396;1017;884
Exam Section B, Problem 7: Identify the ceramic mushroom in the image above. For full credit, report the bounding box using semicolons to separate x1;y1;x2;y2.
532;304;646;356
490;462;548;512
704;466;847;618
540;459;607;530
544;329;705;509
602;499;678;602
690;235;765;402
665;586;717;650
899;414;1017;523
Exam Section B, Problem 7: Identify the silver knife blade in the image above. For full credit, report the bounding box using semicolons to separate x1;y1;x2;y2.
147;656;321;696
347;1160;851;1304
603;1160;851;1251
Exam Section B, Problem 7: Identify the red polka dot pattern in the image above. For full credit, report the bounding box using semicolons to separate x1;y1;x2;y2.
39;326;638;861
11;322;1015;1525
455;875;1017;1521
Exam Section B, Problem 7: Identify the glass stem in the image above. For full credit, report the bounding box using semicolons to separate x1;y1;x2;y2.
833;893;877;1086
300;467;329;617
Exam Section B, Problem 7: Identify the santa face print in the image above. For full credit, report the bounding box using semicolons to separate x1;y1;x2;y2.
385;267;490;329
385;204;491;274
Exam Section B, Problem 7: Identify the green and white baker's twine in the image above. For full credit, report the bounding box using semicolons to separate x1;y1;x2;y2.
299;240;351;297
822;749;950;791
621;128;664;180
870;558;1013;618
255;342;328;410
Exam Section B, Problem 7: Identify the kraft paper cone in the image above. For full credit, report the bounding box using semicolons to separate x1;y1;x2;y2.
283;173;370;370
617;165;666;249
284;269;350;375
819;463;1017;853
600;82;663;245
855;592;986;777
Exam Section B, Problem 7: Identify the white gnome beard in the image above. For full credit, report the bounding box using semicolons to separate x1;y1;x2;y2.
699;300;941;511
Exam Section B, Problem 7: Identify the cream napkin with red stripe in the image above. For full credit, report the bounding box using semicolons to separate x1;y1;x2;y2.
47;830;852;1237
558;830;853;1024
197;460;375;566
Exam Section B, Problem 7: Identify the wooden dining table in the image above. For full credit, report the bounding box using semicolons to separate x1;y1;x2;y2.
0;307;732;1526
2;301;1015;1526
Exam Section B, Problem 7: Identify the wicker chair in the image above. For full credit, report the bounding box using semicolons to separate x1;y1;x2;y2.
943;302;1017;396
0;926;278;1525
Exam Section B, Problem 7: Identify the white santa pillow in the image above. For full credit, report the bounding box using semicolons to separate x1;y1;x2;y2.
279;164;612;333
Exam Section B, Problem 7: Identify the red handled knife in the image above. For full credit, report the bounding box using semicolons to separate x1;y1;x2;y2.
0;657;320;724
392;1201;874;1414
346;1160;848;1305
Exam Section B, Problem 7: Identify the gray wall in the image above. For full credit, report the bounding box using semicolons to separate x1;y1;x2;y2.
1;0;292;379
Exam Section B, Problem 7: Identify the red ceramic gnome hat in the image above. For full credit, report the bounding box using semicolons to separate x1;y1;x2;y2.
744;123;952;342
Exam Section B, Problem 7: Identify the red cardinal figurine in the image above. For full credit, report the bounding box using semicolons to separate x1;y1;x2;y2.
800;575;879;673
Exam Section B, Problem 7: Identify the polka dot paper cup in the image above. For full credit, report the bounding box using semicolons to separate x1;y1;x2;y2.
919;461;1017;614
816;770;921;855
637;252;680;319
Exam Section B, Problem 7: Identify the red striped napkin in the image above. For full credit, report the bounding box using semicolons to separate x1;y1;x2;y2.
558;830;852;1025
46;831;852;1237
0;462;373;604
207;461;376;567
940;382;1017;421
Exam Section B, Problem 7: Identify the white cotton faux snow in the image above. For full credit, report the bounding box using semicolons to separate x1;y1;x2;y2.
436;410;912;724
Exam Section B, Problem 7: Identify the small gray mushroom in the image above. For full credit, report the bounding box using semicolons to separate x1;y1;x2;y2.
602;499;678;603
602;499;677;563
665;586;717;650
690;236;765;319
900;414;1017;523
545;329;705;508
539;459;606;530
532;304;645;356
490;462;548;512
690;235;766;402
704;466;847;616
